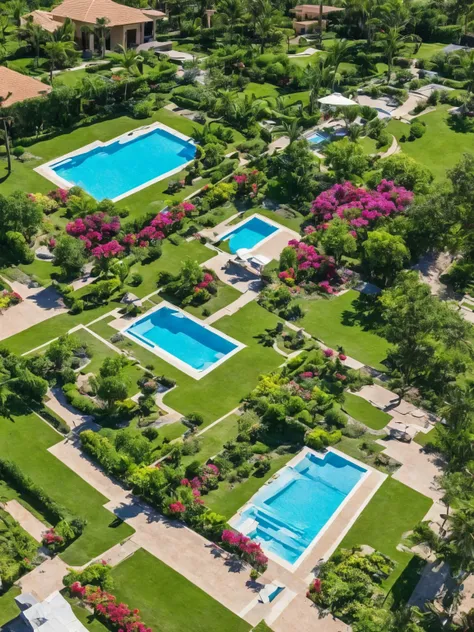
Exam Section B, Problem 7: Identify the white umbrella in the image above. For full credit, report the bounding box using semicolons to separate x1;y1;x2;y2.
318;93;357;106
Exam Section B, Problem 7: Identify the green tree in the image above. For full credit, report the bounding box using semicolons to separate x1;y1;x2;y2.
320;218;357;265
10;368;48;402
8;0;26;27
0;191;43;239
217;0;244;43
274;119;303;144
20;20;47;68
44;40;77;82
325;138;369;181
0;92;12;174
380;154;434;194
97;376;129;412
53;235;87;278
95;17;110;59
113;45;144;100
362;230;409;285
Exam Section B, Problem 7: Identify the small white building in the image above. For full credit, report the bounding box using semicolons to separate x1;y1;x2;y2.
15;591;89;632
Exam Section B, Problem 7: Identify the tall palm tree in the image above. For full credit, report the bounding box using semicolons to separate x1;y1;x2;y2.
274;119;303;144
21;20;47;68
44;40;76;82
460;50;474;111
380;27;404;81
446;501;474;570
343;0;382;46
0;92;12;175
326;39;351;89
304;58;337;114
8;0;26;27
114;45;144;99
52;16;75;42
0;14;10;44
94;17;110;58
217;0;244;44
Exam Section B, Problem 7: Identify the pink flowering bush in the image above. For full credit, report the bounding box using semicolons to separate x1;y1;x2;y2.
279;240;339;293
42;528;64;550
0;290;22;312
233;169;266;203
169;501;186;514
91;240;125;259
221;529;268;572
71;584;152;632
66;213;121;251
49;188;69;204
311;180;413;230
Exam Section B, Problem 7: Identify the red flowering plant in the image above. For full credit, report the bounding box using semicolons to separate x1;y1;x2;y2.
48;188;70;205
233;169;267;203
310;180;413;231
42;528;64;551
70;584;152;632
221;529;268;573
279;240;341;294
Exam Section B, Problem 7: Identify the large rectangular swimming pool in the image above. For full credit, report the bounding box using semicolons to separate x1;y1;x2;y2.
46;125;196;201
123;304;243;378
230;449;367;567
219;216;279;254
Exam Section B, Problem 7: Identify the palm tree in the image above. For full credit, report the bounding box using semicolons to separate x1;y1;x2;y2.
460;50;474;112
274;119;303;144
0;92;12;175
21;20;47;68
326;39;351;82
52;16;75;42
446;501;474;571
217;0;244;44
348;123;363;141
113;45;143;99
0;14;10;44
304;58;338;114
94;17;110;58
8;0;26;27
44;40;76;82
380;27;404;81
343;0;382;47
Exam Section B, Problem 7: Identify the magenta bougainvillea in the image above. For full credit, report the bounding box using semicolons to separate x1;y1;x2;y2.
42;528;64;546
279;240;339;293
121;202;196;249
311;180;413;229
91;240;125;259
66;213;121;250
169;501;186;514
221;529;268;572
70;584;152;632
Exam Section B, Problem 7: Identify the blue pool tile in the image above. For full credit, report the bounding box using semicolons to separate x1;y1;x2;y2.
221;217;279;253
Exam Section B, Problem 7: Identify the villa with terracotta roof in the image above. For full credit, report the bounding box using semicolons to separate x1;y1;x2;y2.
0;66;51;106
290;4;344;35
22;0;166;52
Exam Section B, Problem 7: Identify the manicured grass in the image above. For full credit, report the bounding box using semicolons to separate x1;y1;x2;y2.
2;301;115;356
185;281;241;319
244;82;280;99
90;301;284;425
297;290;391;370
181;413;240;467
0;412;134;565
337;435;386;466
205;451;296;519
404;42;446;61
110;549;251;632
386;105;474;182
338;477;432;590
69;601;109;632
126;239;216;298
0;586;21;627
359;135;389;155
343;392;392;430
414;423;440;447
18;259;62;287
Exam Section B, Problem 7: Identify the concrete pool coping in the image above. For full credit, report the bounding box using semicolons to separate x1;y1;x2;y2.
120;300;246;380
216;213;284;254
34;121;195;203
229;446;387;573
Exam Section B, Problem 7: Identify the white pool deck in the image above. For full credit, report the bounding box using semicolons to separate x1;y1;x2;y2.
229;446;387;573
34;121;195;202
118;300;246;380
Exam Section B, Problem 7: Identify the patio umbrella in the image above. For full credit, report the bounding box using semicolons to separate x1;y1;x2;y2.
318;93;357;106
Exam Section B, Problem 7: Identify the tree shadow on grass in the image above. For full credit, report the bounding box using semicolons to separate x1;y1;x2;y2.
385;555;425;610
446;114;474;134
340;294;386;335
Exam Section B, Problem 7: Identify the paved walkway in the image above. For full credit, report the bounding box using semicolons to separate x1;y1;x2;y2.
16;556;70;601
71;262;96;291
45;387;98;432
205;291;259;324
271;594;351;632
379;134;400;158
4;500;47;542
0;277;67;341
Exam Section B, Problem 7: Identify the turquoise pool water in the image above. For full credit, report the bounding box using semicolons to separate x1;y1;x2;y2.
307;131;329;145
221;217;279;253
125;306;238;372
51;127;195;200
232;451;367;565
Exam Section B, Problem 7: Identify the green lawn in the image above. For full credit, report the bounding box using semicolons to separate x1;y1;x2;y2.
243;82;280;99
297;290;391;370
182;413;241;467
0;586;21;627
403;42;446;61
414;423;440;447
110;549;250;632
90;301;283;425
386;106;474;182
205;451;295;519
185;281;241;319
338;477;432;590
18;259;62;287
343;392;392;431
0;412;134;565
0;108;205;220
359;136;389;155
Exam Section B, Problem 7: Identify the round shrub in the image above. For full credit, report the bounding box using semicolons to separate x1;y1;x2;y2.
409;121;426;140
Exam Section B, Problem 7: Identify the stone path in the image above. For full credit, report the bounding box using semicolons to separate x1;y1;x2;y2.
0;277;67;341
4;500;47;542
379;134;400;159
45;387;98;432
16;556;70;601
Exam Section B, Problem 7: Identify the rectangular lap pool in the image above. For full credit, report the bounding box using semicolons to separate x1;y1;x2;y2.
230;448;368;568
37;123;196;202
219;215;279;254
123;304;244;379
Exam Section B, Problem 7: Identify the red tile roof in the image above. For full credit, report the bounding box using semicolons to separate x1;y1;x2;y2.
0;67;51;106
50;0;150;26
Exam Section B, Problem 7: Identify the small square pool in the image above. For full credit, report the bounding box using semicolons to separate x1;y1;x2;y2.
219;215;279;254
123;304;244;379
230;448;368;568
